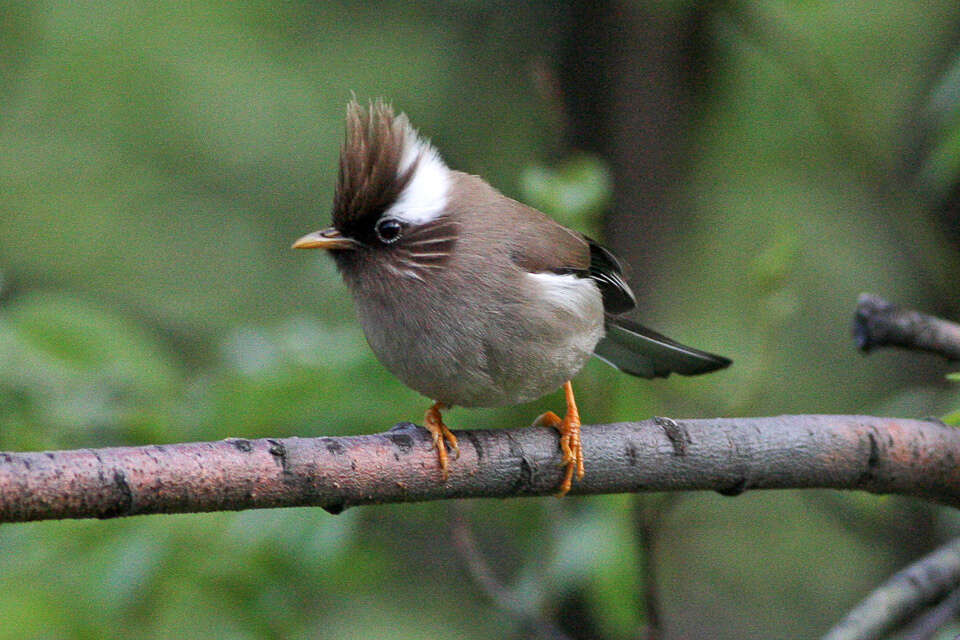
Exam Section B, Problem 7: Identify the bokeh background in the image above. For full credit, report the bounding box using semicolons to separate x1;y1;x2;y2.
3;1;960;638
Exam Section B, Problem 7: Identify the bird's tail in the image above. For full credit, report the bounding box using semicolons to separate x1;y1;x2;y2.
593;316;731;379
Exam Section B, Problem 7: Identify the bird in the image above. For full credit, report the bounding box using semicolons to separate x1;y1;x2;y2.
293;99;730;496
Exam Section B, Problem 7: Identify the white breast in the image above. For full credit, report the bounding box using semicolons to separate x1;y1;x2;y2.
522;272;606;389
525;271;603;324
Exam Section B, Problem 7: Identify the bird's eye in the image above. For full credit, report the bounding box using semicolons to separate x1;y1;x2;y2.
375;218;403;244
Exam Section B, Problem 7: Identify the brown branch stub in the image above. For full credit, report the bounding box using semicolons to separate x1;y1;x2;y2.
853;293;960;360
3;415;960;523
821;537;960;640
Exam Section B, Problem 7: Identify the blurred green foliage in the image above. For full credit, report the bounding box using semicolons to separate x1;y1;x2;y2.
3;1;960;639
520;155;613;230
945;373;960;425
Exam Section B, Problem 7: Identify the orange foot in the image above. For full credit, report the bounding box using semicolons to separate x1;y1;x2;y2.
532;381;584;497
424;401;459;480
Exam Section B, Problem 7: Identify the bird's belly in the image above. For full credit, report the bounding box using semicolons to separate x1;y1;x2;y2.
354;278;605;408
368;323;601;407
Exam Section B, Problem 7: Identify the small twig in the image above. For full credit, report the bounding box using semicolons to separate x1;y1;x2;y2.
449;506;572;640
821;537;960;640
900;586;960;640
853;293;960;361
633;494;682;640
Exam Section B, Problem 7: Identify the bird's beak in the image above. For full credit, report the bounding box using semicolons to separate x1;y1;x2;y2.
291;227;358;251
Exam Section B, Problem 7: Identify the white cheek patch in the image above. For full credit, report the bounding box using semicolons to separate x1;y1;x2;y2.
383;118;451;226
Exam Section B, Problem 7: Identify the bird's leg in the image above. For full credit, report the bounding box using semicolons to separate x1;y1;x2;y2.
532;381;584;497
424;401;459;480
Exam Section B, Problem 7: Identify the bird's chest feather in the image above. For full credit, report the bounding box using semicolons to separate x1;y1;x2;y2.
345;260;604;407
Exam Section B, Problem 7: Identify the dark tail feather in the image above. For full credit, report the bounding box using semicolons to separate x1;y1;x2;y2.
594;317;731;379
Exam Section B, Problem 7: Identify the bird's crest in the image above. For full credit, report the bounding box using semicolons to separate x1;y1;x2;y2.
333;98;445;233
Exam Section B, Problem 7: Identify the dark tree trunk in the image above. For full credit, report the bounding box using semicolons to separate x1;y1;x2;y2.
559;1;712;302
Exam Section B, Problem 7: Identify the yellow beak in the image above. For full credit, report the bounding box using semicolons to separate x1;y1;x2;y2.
291;227;358;251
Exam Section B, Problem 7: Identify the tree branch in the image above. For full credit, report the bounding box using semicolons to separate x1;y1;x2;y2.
900;587;960;640
821;537;960;640
854;293;960;360
3;414;960;523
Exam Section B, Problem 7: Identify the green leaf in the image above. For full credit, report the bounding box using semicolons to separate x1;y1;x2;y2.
942;409;960;426
751;235;800;293
519;155;612;228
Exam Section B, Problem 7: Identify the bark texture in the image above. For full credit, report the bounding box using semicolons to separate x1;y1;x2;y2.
3;414;960;523
854;293;960;360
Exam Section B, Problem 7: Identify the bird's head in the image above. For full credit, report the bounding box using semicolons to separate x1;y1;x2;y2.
293;99;458;283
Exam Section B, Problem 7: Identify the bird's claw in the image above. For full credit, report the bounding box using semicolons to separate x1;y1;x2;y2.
541;383;584;497
424;402;458;480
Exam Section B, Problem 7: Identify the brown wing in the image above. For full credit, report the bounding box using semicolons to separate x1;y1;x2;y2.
506;210;590;274
445;171;635;314
503;200;636;315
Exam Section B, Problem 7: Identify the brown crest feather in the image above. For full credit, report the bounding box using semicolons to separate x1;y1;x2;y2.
332;99;419;236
